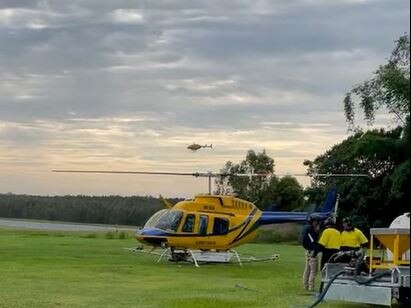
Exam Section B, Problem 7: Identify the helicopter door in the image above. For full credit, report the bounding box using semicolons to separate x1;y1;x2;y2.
198;215;208;235
182;214;196;233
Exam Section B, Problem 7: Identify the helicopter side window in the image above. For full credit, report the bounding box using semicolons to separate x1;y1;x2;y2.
213;217;229;235
199;215;208;235
154;210;183;232
182;214;195;233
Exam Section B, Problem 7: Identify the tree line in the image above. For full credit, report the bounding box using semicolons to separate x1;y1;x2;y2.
0;194;181;226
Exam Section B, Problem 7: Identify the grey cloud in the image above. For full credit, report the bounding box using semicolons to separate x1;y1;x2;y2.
0;0;40;9
0;1;409;165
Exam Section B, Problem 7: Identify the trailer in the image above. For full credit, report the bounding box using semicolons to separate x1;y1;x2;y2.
321;227;410;306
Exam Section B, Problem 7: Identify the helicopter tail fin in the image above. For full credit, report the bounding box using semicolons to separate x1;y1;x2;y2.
319;187;337;213
159;195;174;209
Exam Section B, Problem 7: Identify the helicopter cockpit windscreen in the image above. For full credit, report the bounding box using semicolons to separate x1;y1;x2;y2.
145;210;183;232
144;209;168;229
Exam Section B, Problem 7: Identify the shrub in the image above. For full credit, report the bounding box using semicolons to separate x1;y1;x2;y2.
104;231;116;239
118;231;129;239
81;233;98;239
254;224;301;244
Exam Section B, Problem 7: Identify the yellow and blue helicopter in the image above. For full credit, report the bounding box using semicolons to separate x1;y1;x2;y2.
137;189;336;251
52;169;353;265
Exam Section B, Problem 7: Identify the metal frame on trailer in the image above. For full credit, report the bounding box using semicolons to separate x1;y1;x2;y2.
321;228;410;306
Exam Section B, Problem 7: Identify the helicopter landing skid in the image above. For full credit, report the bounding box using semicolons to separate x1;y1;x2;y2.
166;249;240;267
126;247;280;267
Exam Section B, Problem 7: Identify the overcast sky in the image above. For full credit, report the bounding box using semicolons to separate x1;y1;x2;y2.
0;0;409;197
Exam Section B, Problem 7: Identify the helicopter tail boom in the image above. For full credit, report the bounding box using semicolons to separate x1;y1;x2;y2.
258;212;308;225
258;188;337;225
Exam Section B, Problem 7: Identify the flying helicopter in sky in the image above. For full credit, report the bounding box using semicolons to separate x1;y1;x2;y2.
52;169;366;266
187;143;213;151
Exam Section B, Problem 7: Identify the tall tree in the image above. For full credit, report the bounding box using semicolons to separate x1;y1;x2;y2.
305;35;410;230
215;150;304;210
304;127;408;230
215;150;275;205
344;34;410;129
272;176;304;211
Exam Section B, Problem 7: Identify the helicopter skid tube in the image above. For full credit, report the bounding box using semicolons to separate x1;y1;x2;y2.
126;247;280;267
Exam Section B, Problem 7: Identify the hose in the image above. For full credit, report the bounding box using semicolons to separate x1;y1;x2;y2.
234;283;260;292
307;270;346;308
329;251;345;263
354;249;364;275
353;270;391;285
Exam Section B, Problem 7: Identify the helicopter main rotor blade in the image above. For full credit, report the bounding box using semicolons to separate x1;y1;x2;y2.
52;170;271;178
218;173;269;177
276;173;369;177
53;170;368;178
313;173;368;177
52;170;206;177
209;173;369;177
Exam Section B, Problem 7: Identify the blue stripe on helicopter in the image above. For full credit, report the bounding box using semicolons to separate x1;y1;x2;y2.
139;227;169;236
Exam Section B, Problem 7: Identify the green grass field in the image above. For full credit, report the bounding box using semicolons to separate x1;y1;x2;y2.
0;228;402;308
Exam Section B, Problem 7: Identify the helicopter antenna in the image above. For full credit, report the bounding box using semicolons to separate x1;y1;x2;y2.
332;194;340;223
208;172;212;194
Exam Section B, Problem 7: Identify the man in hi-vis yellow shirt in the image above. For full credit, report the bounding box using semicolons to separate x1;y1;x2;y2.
340;217;368;251
315;217;341;270
315;217;341;292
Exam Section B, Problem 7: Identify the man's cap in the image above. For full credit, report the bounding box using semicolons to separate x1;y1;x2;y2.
342;217;351;224
324;217;334;226
307;215;320;223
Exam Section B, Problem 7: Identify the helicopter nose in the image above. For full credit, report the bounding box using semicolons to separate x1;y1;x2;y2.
136;235;168;247
136;228;168;247
138;227;166;236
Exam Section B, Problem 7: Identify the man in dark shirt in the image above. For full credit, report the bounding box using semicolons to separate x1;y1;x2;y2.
301;215;320;291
